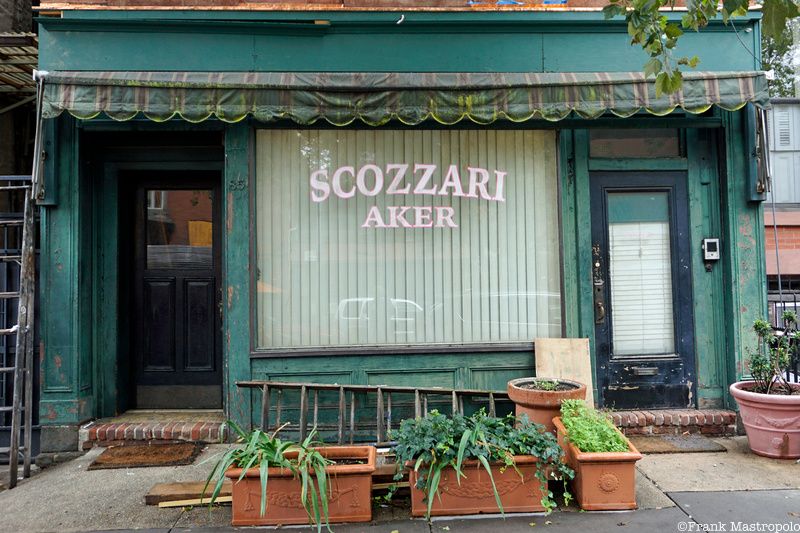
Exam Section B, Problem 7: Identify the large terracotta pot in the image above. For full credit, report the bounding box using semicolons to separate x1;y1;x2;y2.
730;381;800;459
507;377;587;433
553;417;642;511
225;445;376;526
408;455;546;517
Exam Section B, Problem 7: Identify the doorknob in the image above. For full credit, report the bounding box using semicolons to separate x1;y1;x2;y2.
595;299;606;324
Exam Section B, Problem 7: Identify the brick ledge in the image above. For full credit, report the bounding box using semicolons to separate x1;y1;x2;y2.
611;409;738;436
80;420;225;450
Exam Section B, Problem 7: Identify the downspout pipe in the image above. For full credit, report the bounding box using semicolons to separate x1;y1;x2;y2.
31;70;48;202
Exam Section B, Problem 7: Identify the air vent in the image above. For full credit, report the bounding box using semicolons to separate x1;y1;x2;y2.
775;107;793;150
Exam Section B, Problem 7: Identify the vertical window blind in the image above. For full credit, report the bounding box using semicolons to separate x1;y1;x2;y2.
255;129;561;349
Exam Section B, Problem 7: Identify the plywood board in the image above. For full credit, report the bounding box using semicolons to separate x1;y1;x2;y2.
159;496;232;508
534;338;594;408
145;480;231;505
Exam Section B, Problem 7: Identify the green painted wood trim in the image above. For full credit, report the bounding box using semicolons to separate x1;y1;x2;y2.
719;110;767;408
686;128;726;408
570;129;599;404
39;399;94;425
588;158;689;171
224;123;253;429
38;17;761;73
92;162;120;419
54;10;762;23
39;116;95;426
559;130;579;341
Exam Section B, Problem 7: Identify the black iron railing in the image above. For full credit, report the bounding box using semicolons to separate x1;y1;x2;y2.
767;292;800;383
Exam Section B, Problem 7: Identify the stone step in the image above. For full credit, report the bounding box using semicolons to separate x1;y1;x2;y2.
611;409;738;437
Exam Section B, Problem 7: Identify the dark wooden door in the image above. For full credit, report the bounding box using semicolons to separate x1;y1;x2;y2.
590;172;696;409
132;172;222;409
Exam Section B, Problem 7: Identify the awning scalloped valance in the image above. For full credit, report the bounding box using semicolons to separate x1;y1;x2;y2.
40;70;769;125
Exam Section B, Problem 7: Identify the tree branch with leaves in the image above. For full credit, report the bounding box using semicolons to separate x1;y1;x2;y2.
604;0;799;94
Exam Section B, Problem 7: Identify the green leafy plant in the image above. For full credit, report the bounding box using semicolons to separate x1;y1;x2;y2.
602;0;796;95
747;313;797;395
560;400;629;453
204;421;333;533
391;410;573;520
533;379;558;391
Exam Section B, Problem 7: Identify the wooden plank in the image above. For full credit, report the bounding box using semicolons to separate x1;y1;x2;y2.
372;482;409;490
534;337;594;408
158;496;232;508
146;480;232;506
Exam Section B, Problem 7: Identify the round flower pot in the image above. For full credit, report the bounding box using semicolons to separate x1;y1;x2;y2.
507;377;587;433
729;381;800;459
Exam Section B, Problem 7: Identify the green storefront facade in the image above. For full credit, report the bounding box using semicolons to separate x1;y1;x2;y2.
35;7;769;450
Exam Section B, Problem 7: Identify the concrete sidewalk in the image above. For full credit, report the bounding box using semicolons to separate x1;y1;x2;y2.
0;437;797;533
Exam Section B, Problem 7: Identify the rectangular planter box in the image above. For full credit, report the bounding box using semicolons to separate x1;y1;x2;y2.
553;417;642;511
408;455;546;517
225;445;376;527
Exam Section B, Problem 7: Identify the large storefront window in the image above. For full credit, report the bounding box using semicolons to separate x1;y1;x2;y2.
255;129;561;349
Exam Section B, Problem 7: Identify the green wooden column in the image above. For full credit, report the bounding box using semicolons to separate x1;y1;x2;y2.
223;122;253;430
720;110;768;407
559;129;598;403
686;128;727;408
39;116;95;430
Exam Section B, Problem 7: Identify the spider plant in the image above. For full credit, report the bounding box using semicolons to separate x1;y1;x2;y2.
391;409;573;520
204;420;333;532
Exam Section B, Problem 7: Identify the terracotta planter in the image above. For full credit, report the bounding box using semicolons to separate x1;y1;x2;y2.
730;381;800;459
553;417;642;511
225;445;376;527
507;377;587;433
407;455;546;517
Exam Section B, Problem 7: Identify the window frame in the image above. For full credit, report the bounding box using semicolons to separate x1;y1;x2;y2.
247;124;567;358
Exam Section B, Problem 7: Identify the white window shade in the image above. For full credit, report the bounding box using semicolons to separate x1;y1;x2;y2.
255;129;561;349
608;192;675;356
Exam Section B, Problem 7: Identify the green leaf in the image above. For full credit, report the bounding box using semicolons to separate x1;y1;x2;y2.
477;455;504;516
602;4;624;18
664;23;683;38
762;0;800;39
259;457;269;518
643;58;663;78
426;466;443;520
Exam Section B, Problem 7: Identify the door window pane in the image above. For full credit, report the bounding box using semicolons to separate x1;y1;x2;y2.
590;129;681;158
607;192;675;356
255;129;562;349
146;189;213;269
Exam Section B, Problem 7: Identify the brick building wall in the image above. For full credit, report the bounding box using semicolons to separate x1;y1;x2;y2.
765;211;800;275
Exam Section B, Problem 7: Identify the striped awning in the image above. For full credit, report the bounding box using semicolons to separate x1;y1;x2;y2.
40;70;769;125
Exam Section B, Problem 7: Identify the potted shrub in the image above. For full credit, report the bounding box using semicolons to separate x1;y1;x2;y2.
730;314;800;459
553;399;642;511
205;421;376;529
507;377;587;433
392;409;573;520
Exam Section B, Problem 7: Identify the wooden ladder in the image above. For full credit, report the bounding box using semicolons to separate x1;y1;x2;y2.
2;181;36;489
237;381;511;447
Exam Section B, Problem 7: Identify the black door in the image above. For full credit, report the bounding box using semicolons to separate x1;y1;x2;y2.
590;172;695;409
131;172;222;409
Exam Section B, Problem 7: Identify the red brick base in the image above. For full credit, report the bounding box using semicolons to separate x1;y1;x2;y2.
80;420;224;450
611;409;738;437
